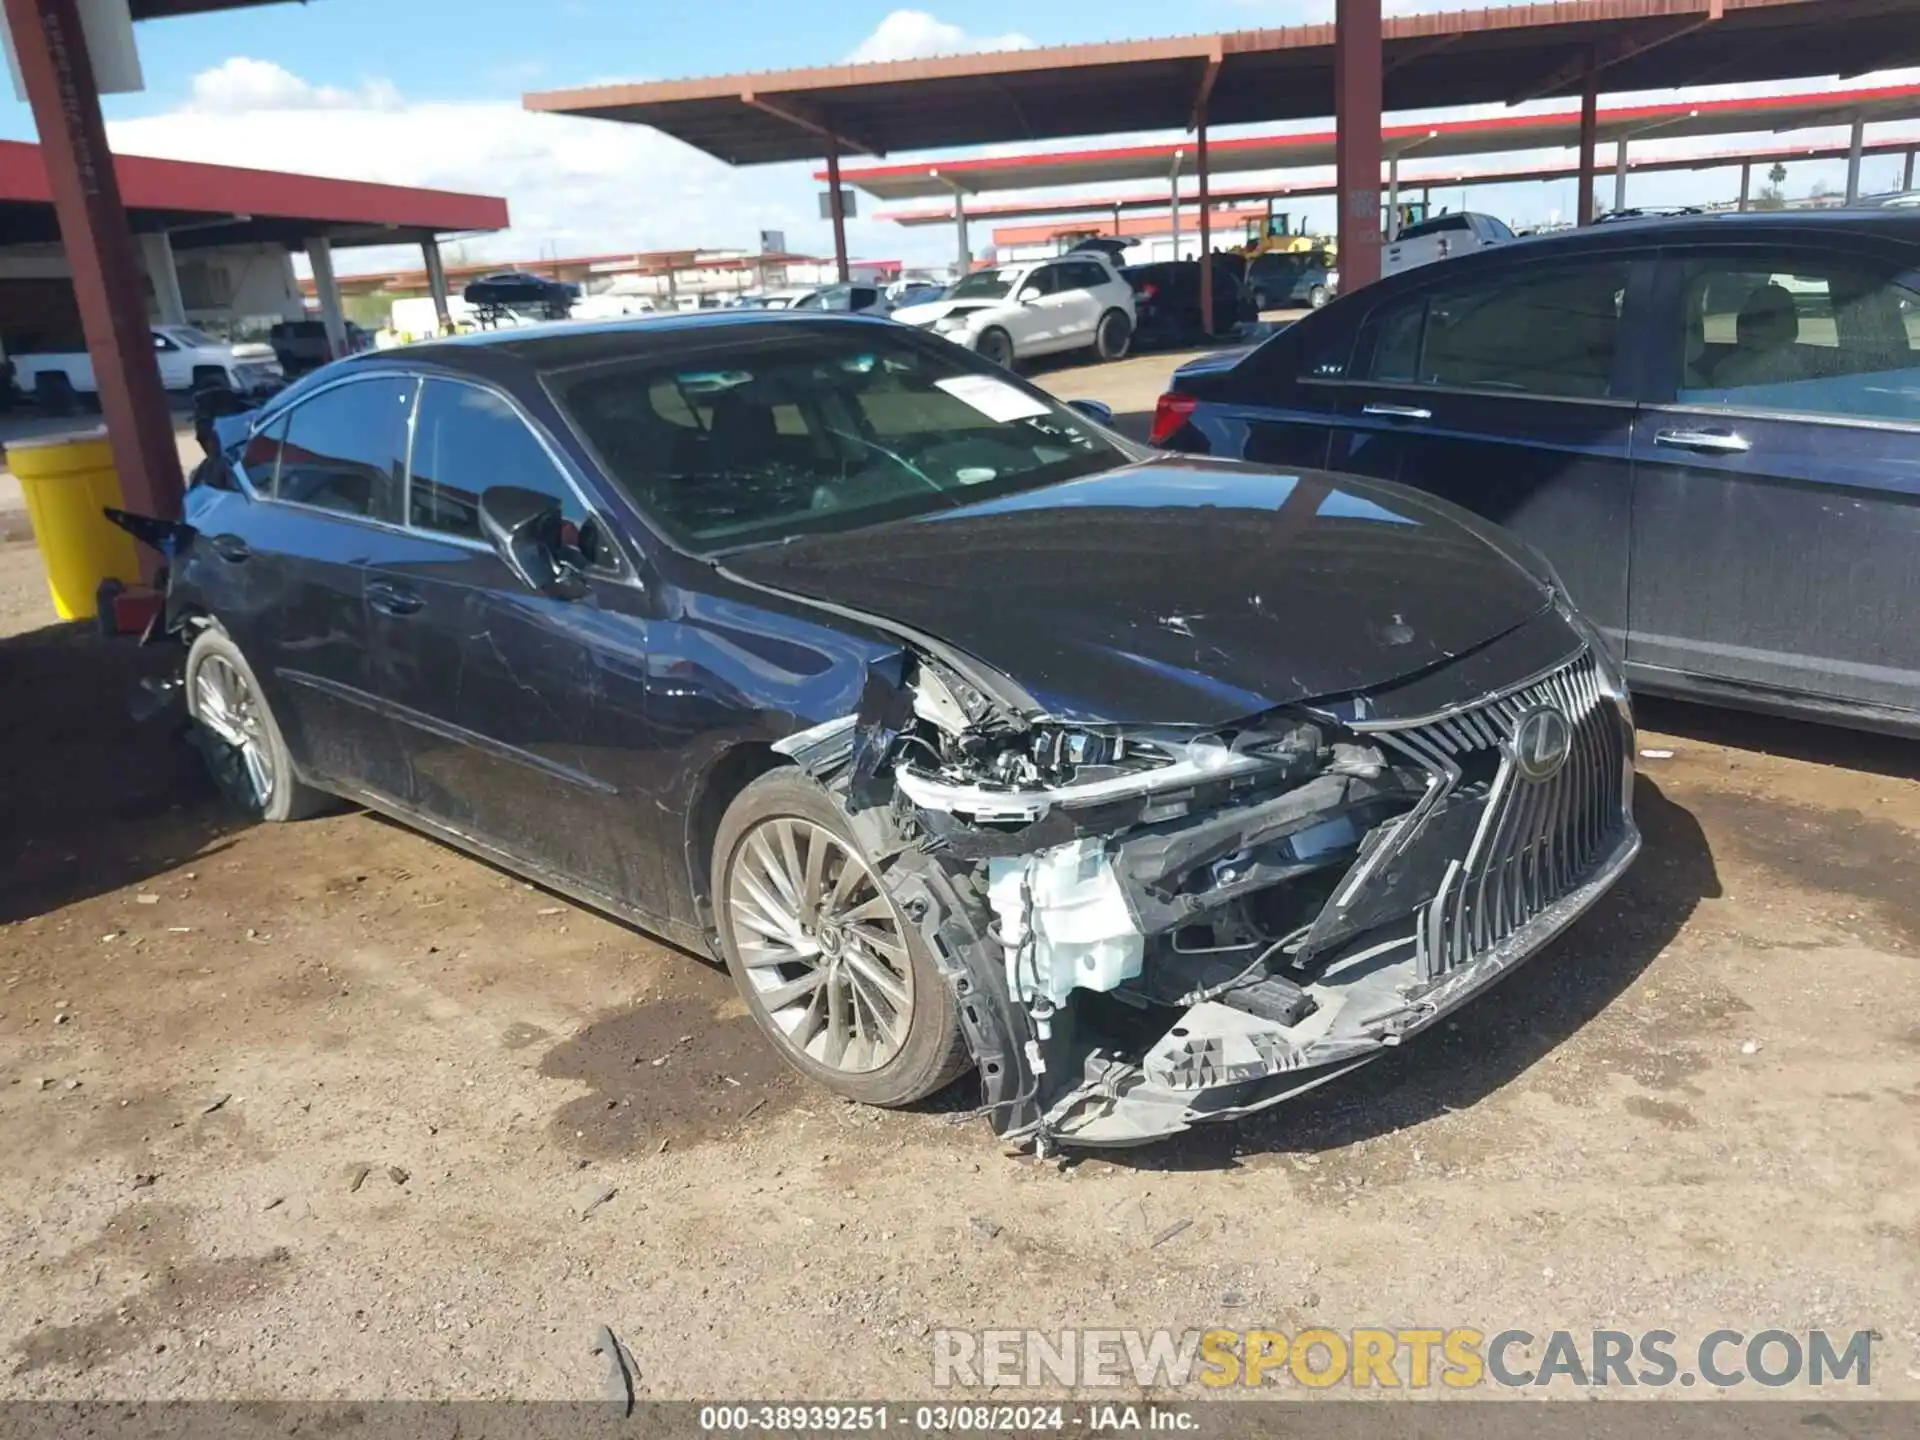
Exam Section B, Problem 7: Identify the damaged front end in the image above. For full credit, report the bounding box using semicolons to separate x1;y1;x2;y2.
780;623;1639;1149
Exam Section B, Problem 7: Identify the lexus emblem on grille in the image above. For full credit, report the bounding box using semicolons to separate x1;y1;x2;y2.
1512;705;1574;782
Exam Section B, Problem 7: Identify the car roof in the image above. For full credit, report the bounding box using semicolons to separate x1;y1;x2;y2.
312;311;905;388
1353;205;1920;297
1482;205;1920;256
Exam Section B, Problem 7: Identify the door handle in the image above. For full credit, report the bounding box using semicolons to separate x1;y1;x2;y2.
367;581;424;617
207;534;250;563
1654;427;1751;454
1362;403;1433;421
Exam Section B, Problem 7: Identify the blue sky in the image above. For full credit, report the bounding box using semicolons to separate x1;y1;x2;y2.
2;2;1914;276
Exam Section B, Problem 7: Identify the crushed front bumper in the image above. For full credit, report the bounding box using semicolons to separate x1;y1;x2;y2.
1039;821;1641;1146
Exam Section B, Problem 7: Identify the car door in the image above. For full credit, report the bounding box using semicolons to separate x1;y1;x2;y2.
1321;255;1649;643
1055;260;1108;345
1627;243;1920;716
212;373;418;795
151;331;191;389
1011;264;1068;353
360;376;670;912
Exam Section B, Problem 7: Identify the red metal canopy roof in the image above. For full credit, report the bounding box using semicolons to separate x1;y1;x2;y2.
836;81;1920;201
525;0;1920;166
0;141;508;250
876;136;1920;225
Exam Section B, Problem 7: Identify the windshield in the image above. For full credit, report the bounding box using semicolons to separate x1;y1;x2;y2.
547;326;1129;554
169;326;221;348
947;270;1014;301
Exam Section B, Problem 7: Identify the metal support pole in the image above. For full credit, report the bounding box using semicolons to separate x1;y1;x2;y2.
954;199;969;274
1197;109;1213;335
307;236;347;359
422;236;452;333
1576;52;1598;226
1335;0;1384;289
1738;161;1751;211
1386;153;1400;241
826;140;850;283
140;231;186;325
1906;148;1917;192
1169;149;1183;258
2;0;183;539
1614;140;1629;215
1846;116;1865;203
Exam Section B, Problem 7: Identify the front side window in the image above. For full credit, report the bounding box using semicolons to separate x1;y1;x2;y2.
1019;267;1061;299
237;413;288;491
1364;262;1630;399
274;375;415;523
548;328;1127;554
1674;257;1920;423
408;379;584;542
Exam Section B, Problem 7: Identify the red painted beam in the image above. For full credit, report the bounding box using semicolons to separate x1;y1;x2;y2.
1336;0;1383;290
3;0;182;550
0;138;508;233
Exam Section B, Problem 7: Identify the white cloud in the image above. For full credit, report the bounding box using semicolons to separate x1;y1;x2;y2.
845;11;1034;65
107;59;931;277
187;57;400;113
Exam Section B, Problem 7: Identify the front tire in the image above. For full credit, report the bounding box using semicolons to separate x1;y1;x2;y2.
1307;284;1329;310
184;627;331;822
712;769;970;1108
975;327;1015;369
1094;309;1132;361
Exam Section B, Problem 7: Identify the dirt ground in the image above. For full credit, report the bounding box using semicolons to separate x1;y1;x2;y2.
1;356;1917;1402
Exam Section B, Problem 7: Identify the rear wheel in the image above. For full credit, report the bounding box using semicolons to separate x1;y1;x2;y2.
1307;284;1329;310
976;327;1015;369
184;627;331;822
1094;309;1132;361
712;769;970;1108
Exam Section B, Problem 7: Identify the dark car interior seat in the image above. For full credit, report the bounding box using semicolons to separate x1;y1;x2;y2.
1714;282;1806;390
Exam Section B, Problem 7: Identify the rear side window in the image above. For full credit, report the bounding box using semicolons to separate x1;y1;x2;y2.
275;376;415;522
1061;261;1109;290
408;379;584;541
1673;256;1920;423
1398;215;1470;242
1364;262;1631;398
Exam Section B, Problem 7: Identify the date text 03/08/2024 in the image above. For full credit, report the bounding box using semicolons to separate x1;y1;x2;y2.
697;1404;1194;1432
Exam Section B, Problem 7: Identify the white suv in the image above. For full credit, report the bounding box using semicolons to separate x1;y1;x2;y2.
893;253;1136;366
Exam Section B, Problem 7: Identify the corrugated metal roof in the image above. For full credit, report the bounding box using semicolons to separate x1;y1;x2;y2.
525;0;1920;166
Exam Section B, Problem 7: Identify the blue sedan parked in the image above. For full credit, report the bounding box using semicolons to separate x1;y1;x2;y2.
1149;208;1920;738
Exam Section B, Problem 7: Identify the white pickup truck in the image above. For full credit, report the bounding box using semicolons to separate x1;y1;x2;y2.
11;324;284;406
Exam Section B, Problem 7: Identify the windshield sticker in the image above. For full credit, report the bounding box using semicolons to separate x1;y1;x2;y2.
935;374;1053;424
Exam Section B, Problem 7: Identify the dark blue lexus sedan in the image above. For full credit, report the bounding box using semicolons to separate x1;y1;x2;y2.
123;313;1637;1149
1150;208;1920;738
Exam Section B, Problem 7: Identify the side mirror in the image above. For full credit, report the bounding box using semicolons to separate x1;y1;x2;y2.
193;386;255;459
478;486;587;599
1066;398;1114;426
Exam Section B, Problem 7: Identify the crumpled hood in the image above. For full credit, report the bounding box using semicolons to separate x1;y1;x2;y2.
892;298;1004;327
719;458;1554;726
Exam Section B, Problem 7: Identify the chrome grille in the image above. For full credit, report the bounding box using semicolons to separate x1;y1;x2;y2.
1370;651;1630;981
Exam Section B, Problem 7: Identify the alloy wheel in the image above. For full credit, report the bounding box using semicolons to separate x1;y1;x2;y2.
192;652;275;808
725;817;915;1074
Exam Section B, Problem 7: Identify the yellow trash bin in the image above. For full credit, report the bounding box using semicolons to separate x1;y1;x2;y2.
6;428;142;621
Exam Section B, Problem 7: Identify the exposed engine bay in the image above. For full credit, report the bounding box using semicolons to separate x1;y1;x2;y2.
775;621;1640;1149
